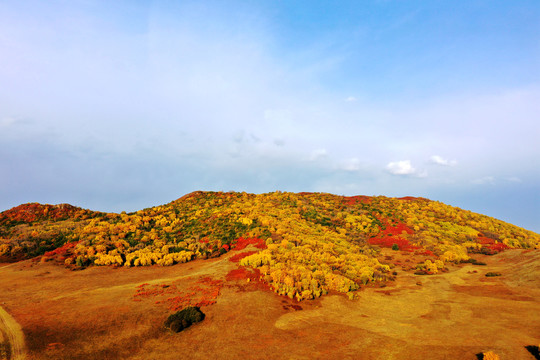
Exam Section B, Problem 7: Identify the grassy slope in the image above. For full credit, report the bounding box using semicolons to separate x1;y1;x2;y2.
1;245;539;360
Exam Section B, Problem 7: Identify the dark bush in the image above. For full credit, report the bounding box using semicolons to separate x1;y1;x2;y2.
391;244;399;251
164;307;205;333
461;258;487;266
485;272;502;277
169;320;187;332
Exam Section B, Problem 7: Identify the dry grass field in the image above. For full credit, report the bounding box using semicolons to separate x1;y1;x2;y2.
1;247;539;360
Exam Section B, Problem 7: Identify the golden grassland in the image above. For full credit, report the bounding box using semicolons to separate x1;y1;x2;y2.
0;247;539;359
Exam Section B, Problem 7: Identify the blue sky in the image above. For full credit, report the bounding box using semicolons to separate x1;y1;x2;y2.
1;1;539;232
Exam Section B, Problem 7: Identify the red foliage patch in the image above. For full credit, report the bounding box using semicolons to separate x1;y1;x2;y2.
397;196;419;201
0;203;91;223
477;236;495;245
487;243;509;252
390;223;414;235
343;195;371;205
197;276;223;287
226;268;253;281
133;277;224;311
369;222;417;251
43;241;80;258
369;236;417;251
477;235;508;253
232;237;267;250
225;267;272;292
229;251;257;263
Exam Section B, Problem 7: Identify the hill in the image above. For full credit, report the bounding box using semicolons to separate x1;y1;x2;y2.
0;203;104;261
1;191;539;359
1;191;538;300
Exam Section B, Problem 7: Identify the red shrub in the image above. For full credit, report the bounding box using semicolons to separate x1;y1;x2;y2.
229;251;257;263
368;220;417;251
133;277;224;311
43;241;80;257
487;243;509;252
232;237;267;250
343;196;371;205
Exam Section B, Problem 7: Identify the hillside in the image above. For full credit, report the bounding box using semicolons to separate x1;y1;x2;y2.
0;203;104;261
1;191;540;359
1;191;538;301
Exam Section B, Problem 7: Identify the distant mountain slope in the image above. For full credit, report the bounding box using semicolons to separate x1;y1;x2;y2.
0;203;98;224
0;203;105;260
1;192;538;300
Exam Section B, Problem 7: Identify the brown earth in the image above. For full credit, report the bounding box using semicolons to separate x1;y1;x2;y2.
0;249;539;360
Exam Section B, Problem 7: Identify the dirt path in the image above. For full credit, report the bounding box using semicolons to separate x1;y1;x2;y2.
0;263;18;270
0;306;26;360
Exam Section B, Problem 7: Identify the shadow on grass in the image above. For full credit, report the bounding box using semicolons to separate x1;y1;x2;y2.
25;319;163;360
477;347;540;360
526;346;540;360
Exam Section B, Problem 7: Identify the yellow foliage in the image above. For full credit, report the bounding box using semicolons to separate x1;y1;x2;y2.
94;253;123;266
440;245;469;263
423;260;439;274
482;351;500;360
95;244;107;253
0;243;11;256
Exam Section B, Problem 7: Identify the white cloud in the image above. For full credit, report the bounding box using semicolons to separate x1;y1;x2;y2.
345;96;357;102
386;160;417;175
472;176;496;185
341;158;361;171
430;155;457;166
506;176;522;183
309;148;328;161
416;170;428;178
0;117;17;128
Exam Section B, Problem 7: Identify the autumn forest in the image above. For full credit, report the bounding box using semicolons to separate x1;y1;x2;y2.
1;191;538;302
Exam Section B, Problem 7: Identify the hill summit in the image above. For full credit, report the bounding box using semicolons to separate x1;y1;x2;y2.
1;191;538;301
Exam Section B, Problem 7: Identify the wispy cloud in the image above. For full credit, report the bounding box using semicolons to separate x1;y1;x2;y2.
472;176;496;185
273;138;285;147
472;176;524;185
430;155;457;166
506;176;522;183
